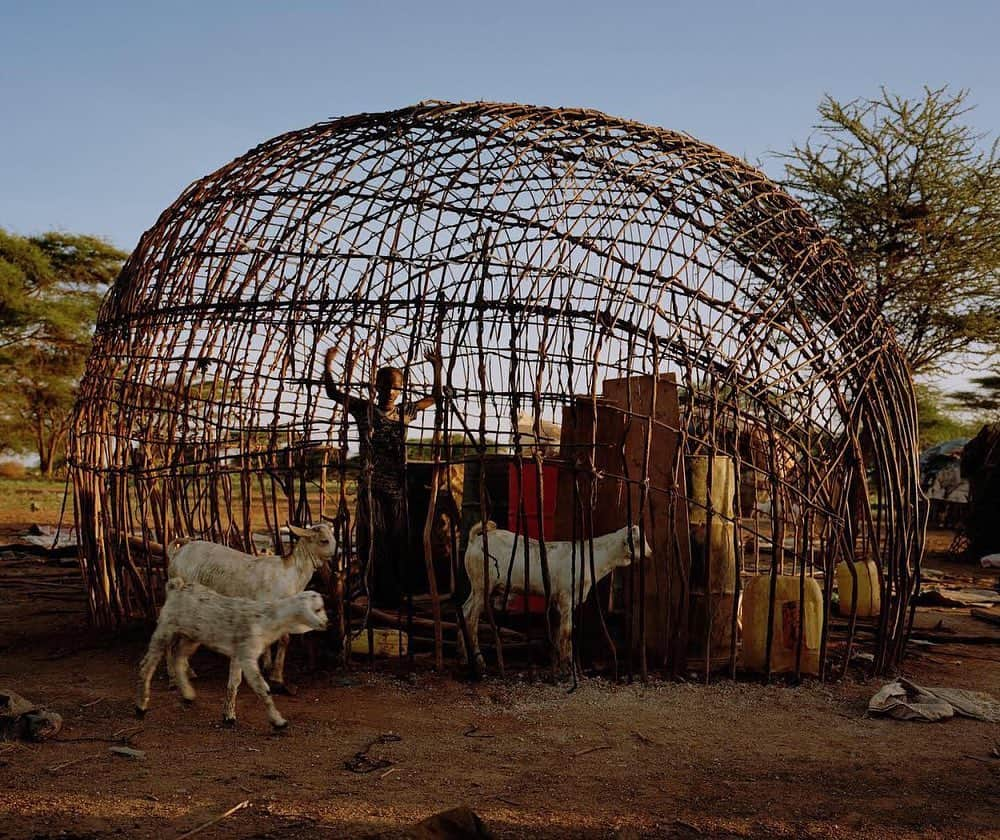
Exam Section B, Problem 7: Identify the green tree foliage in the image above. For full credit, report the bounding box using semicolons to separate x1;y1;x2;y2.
914;383;982;449
406;432;479;461
951;372;1000;421
780;87;1000;375
0;230;126;474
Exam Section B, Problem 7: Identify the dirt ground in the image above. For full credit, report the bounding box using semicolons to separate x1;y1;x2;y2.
0;527;997;839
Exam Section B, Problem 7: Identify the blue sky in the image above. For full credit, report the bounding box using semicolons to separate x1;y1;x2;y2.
2;0;997;256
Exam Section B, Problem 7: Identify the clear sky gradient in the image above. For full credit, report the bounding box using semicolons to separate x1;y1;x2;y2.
2;0;997;257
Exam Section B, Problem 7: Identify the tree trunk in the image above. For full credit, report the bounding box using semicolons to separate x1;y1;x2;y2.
36;420;52;477
41;446;55;477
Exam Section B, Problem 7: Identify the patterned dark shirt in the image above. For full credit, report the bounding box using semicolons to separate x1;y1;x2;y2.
350;401;419;498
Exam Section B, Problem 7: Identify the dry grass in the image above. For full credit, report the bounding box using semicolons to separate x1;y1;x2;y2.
0;475;71;529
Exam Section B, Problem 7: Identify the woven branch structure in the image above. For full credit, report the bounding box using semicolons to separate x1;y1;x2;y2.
69;101;925;680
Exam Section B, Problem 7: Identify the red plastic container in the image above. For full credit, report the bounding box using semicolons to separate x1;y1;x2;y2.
506;462;558;539
504;462;558;613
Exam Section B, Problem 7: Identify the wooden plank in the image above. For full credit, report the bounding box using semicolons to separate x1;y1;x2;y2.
970;608;1000;628
553;396;624;665
601;373;688;673
553;376;687;674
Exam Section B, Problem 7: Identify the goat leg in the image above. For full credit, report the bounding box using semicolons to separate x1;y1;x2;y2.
222;659;242;727
173;638;200;704
268;635;297;695
136;632;169;717
242;658;287;730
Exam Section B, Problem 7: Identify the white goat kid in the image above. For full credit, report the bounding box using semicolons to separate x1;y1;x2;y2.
166;523;336;691
136;580;328;729
458;523;649;671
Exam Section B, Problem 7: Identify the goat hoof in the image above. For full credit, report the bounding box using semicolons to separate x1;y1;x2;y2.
181;697;195;707
271;720;289;732
270;682;297;696
134;706;146;719
221;717;237;728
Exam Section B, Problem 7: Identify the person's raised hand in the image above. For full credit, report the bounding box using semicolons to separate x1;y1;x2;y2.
422;345;443;368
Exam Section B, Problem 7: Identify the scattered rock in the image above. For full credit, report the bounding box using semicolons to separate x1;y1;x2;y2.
363;805;494;839
0;688;62;741
110;746;146;760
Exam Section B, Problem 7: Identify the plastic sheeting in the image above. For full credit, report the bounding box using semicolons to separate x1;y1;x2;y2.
868;678;1000;722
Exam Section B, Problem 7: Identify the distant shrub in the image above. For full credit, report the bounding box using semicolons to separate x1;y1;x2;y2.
0;460;26;479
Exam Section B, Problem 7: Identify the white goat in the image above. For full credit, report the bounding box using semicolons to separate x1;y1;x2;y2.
166;523;336;691
457;522;650;670
136;580;328;729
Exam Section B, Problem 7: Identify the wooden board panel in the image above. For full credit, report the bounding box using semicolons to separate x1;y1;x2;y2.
601;374;689;673
554;375;689;674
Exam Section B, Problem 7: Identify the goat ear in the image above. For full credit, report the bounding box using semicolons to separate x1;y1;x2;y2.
287;523;313;538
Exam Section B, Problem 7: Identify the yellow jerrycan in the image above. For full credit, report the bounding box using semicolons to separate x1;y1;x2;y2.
836;560;880;618
741;574;824;676
686;455;739;669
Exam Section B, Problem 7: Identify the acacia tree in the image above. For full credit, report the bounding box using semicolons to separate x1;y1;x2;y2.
951;372;1000;422
914;383;983;448
779;87;1000;376
0;230;126;474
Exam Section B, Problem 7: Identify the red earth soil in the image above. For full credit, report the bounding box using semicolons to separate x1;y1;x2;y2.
0;527;997;839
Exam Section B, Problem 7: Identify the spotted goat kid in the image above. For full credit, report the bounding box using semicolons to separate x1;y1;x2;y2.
166;522;336;692
136;580;328;730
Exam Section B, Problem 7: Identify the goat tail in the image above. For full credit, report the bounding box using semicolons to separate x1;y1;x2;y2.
468;520;497;540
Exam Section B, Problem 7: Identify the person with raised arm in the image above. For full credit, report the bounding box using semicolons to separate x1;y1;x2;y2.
323;348;441;605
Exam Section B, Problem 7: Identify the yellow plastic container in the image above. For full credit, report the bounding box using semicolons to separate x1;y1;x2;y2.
350;628;408;658
740;574;824;676
836;560;881;618
687;456;739;668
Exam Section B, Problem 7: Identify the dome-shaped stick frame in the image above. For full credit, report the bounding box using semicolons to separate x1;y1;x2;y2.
69;101;924;681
